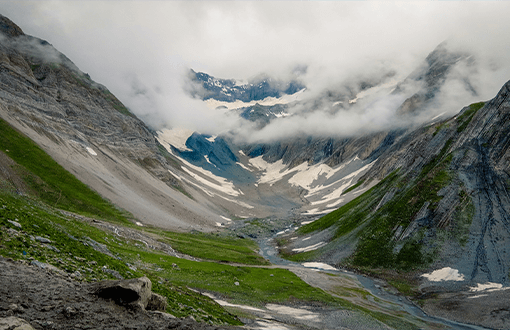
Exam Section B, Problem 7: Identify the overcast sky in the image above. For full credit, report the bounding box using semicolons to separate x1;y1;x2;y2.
2;1;510;141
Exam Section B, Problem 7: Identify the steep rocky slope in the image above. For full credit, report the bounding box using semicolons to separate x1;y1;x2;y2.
0;14;228;230
278;81;510;327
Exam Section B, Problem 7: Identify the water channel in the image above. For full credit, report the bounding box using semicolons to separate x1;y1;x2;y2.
256;237;489;330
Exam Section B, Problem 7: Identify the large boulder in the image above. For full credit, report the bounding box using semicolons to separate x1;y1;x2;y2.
146;292;168;312
0;316;35;330
91;277;152;310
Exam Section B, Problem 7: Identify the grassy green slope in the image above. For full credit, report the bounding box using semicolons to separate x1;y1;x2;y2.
155;230;270;265
0;118;131;224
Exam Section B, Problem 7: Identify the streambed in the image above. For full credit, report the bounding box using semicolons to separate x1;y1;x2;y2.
254;237;489;330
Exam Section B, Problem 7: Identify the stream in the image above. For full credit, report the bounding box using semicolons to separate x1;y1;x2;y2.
256;237;490;330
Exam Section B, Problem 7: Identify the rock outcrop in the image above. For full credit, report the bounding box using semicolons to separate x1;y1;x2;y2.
91;276;167;312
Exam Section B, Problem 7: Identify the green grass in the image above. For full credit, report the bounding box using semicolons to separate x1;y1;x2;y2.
0;191;241;325
0;118;131;224
351;148;453;269
433;122;449;136
342;179;365;195
388;279;415;296
155;230;270;265
457;102;485;133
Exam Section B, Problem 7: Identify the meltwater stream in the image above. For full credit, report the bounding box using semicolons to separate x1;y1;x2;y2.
257;237;489;330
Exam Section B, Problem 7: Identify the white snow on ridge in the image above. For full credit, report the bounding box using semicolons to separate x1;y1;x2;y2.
249;156;359;190
236;162;251;171
157;128;194;152
204;88;306;110
422;267;465;282
204;155;216;167
180;165;240;197
206;135;217;143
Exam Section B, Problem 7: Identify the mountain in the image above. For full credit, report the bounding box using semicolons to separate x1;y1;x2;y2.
2;12;510;329
188;69;305;103
0;14;228;231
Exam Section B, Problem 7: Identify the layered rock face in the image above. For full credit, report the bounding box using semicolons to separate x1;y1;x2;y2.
350;81;510;283
0;15;224;230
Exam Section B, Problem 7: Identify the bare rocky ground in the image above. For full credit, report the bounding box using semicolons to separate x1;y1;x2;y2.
420;287;510;329
0;256;242;330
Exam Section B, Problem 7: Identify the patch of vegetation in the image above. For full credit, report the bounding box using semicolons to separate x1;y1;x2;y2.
0;118;131;225
102;89;136;118
72;72;92;88
279;248;319;262
388;279;415;296
342;179;365;195
351;149;453;269
433;122;449;136
457;101;485;133
30;64;41;71
156;230;269;265
0;191;241;325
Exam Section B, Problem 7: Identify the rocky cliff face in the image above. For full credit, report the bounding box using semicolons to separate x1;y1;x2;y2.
282;81;510;286
0;15;226;230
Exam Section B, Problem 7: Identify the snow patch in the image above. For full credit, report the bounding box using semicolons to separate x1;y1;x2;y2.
135;222;143;227
421;267;465;282
469;282;510;292
254;320;290;330
204;89;305;110
430;112;445;121
292;242;326;253
202;292;265;312
156;128;194;152
205;135;217;143
236;162;251;171
302;262;337;271
302;207;337;215
220;216;232;222
266;304;319;321
86;147;97;156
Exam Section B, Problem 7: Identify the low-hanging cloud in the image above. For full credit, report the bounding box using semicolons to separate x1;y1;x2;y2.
2;2;510;142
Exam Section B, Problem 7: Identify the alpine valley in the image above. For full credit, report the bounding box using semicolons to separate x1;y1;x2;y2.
1;13;510;330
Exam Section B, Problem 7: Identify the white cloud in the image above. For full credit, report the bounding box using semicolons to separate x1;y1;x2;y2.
1;1;510;139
